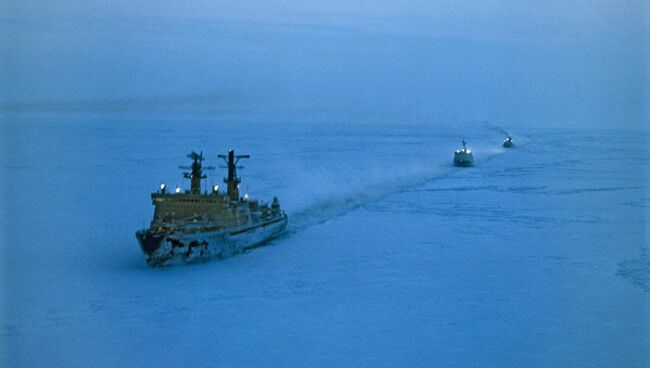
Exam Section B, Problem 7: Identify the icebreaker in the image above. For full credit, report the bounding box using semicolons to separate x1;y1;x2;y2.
136;150;288;266
453;139;474;167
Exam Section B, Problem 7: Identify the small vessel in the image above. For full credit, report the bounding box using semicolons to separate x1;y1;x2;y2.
136;150;288;267
453;139;474;167
503;135;514;148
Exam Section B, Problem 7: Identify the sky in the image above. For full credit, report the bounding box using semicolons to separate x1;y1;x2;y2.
1;0;647;129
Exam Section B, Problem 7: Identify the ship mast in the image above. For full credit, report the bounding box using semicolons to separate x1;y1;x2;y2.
179;151;214;194
218;149;250;201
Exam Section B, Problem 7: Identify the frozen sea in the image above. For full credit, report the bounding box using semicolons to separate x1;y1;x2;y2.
1;117;648;367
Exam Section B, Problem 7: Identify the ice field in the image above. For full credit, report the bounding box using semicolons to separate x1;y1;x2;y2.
1;118;648;367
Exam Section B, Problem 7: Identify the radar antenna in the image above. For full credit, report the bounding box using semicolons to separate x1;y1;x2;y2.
218;149;250;201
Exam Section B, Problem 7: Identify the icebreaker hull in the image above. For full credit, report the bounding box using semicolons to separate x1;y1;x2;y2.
453;153;474;167
136;215;288;267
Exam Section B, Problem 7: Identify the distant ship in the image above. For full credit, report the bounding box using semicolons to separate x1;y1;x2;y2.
503;135;514;148
453;139;474;167
136;150;288;267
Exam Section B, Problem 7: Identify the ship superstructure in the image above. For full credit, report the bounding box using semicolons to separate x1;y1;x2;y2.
136;150;288;266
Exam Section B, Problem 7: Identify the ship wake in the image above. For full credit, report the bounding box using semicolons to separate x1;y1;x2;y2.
286;147;507;232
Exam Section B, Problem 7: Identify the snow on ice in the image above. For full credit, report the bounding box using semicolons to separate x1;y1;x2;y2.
1;119;648;367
